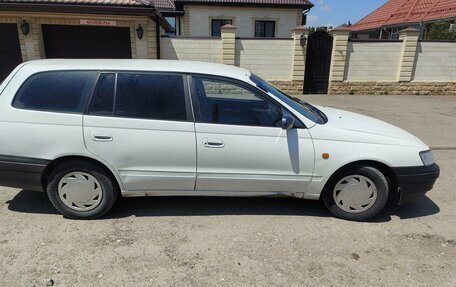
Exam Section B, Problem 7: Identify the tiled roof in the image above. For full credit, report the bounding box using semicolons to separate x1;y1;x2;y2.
152;0;174;9
173;0;313;7
0;0;153;6
352;0;456;31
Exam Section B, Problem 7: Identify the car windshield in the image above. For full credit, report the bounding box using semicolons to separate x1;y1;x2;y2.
249;74;327;124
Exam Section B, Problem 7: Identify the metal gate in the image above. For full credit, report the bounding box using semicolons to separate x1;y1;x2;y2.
304;31;333;94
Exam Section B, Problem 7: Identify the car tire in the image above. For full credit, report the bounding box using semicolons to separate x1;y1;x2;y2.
322;166;389;221
46;161;118;219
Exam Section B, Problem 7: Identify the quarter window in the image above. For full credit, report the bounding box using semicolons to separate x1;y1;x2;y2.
88;73;115;116
211;19;233;37
13;71;97;113
193;77;282;127
115;73;187;121
255;20;275;38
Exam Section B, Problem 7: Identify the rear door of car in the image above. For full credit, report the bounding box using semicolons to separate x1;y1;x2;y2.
83;72;196;194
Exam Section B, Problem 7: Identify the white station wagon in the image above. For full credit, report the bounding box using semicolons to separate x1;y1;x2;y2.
0;60;439;220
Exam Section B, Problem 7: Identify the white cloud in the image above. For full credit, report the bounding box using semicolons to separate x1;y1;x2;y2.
307;15;320;26
321;4;332;11
314;0;332;12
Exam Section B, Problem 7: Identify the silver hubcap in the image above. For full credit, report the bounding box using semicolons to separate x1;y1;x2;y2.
58;172;103;212
333;175;377;214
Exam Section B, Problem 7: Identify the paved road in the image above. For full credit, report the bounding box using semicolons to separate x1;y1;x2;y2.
298;95;456;149
0;95;455;286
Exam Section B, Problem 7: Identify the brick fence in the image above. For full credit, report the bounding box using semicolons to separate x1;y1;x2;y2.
161;25;456;95
161;25;307;94
328;27;456;95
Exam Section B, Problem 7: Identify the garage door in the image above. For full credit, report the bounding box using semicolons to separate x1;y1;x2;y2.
42;25;132;59
0;23;23;82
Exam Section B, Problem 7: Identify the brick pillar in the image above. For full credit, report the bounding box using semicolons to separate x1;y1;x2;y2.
291;26;309;84
22;18;44;61
221;24;236;65
329;27;351;82
146;17;158;59
398;27;420;82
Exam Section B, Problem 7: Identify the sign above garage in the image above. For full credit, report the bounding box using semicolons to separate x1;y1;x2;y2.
80;19;117;27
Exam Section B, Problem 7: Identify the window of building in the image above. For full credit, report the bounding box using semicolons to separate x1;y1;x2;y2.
165;16;177;36
255;20;275;38
192;77;282;127
115;73;187;121
211;19;233;37
13;71;97;113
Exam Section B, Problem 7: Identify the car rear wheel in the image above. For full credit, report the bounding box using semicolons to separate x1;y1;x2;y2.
322;166;389;221
46;161;118;219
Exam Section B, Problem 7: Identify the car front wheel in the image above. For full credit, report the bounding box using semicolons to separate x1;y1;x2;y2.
322;166;389;221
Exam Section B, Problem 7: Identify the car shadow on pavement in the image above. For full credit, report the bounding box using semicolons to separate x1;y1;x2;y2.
6;190;440;222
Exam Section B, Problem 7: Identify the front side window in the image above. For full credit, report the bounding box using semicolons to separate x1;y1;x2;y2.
115;73;187;121
13;71;97;113
211;19;233;37
193;77;282;127
250;73;327;124
255;20;275;38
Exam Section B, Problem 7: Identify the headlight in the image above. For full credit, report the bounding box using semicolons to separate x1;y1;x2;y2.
420;150;435;166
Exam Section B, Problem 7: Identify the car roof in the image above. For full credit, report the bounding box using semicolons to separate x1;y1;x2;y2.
21;59;252;81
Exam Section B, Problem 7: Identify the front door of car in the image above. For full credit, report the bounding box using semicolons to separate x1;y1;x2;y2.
83;72;196;193
190;75;315;194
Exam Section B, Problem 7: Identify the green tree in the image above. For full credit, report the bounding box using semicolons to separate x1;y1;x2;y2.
425;21;456;40
308;26;329;35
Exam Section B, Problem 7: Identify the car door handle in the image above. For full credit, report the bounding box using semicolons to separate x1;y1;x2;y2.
203;138;225;148
91;132;113;142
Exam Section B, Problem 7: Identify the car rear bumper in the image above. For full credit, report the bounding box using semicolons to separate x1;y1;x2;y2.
393;163;440;205
0;155;49;191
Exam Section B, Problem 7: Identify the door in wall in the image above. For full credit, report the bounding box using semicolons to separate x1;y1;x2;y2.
304;31;333;94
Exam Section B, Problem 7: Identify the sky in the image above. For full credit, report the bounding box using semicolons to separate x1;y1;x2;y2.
307;0;388;27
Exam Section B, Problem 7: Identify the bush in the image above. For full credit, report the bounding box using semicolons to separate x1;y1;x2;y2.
425;21;456;40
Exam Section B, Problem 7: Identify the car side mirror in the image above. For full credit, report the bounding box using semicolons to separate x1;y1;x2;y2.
281;114;295;130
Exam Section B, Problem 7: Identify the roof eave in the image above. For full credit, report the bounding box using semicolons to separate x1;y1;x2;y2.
0;2;159;16
0;2;176;32
174;1;313;9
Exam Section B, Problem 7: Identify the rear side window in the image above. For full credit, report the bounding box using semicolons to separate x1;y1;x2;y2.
13;71;97;113
115;73;187;121
88;73;115;116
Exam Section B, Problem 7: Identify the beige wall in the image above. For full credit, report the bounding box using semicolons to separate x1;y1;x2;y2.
161;37;221;62
235;39;293;80
329;29;456;95
345;42;403;81
161;37;295;81
185;5;300;38
413;42;456;81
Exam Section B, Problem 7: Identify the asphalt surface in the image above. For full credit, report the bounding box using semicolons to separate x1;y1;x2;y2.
0;95;455;287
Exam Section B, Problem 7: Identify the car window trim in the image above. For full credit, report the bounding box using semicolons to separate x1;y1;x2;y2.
11;69;99;115
188;73;305;128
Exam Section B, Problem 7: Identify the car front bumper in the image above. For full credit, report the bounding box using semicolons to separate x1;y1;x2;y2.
392;163;440;205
